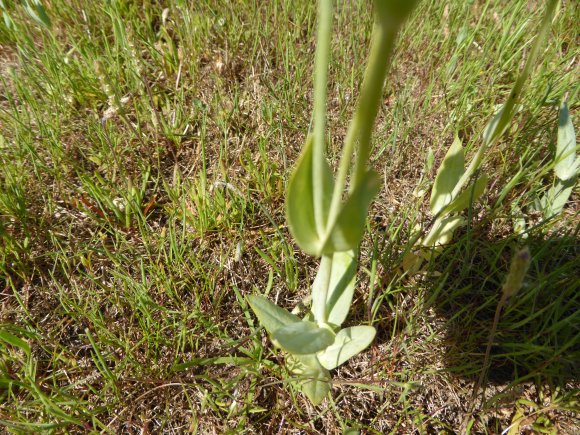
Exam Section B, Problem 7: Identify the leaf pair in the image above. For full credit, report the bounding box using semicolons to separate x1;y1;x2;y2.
429;135;489;220
247;295;332;355
287;136;381;257
423;135;488;249
247;294;375;404
284;325;375;405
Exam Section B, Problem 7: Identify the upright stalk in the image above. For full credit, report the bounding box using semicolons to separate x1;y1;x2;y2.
328;20;398;226
313;0;333;236
454;0;558;196
351;24;397;189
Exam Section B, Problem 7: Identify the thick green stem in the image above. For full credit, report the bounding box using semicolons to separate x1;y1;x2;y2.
327;21;398;226
313;0;333;236
351;24;397;189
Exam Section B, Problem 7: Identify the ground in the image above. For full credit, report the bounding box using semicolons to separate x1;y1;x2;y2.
0;0;578;433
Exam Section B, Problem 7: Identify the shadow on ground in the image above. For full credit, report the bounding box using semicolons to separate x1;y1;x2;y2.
429;225;579;387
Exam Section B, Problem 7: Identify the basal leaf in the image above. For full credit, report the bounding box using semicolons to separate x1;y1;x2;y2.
322;170;380;253
430;136;465;215
401;250;423;275
247;295;300;336
317;326;376;370
272;320;335;355
312;251;357;326
441;174;488;216
289;354;331;406
286;136;334;256
554;101;577;181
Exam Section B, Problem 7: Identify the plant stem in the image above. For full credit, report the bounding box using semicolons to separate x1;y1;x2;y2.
470;292;508;407
327;21;397;226
313;0;333;236
351;23;397;189
454;0;558;196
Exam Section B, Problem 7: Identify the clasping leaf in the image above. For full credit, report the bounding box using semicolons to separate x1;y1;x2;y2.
273;320;335;355
554;101;578;182
312;250;357;326
286;136;334;256
317;326;376;370
322;170;381;254
247;294;300;336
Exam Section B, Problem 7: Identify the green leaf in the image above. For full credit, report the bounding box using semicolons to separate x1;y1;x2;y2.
555;101;577;181
430;136;465;215
312;251;357;326
322;170;380;253
542;178;576;219
273;320;335;355
317;326;376;370
286;136;334;256
289;354;331;405
441;174;488;216
482;104;506;148
247;295;300;336
0;330;31;356
422;215;465;247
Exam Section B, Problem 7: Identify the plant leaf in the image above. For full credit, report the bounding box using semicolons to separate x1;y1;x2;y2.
317;326;376;370
482;104;506;148
273;320;335;355
289;354;331;405
401;250;423;274
247;295;300;336
286;136;334;256
441;174;488;216
323;250;357;328
554;101;577;181
430;136;465;215
312;251;357;326
322;170;380;253
542;178;576;219
422;215;465;247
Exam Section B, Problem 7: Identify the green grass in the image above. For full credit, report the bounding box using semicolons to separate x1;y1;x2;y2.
0;0;577;432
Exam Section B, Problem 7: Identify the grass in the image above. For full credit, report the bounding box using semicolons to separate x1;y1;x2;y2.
0;0;577;432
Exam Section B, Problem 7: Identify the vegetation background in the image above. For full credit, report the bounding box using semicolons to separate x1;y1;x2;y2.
0;0;577;432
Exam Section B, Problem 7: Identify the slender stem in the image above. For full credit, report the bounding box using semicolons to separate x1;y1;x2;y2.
313;0;333;236
469;292;507;408
454;0;558;197
460;291;507;430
